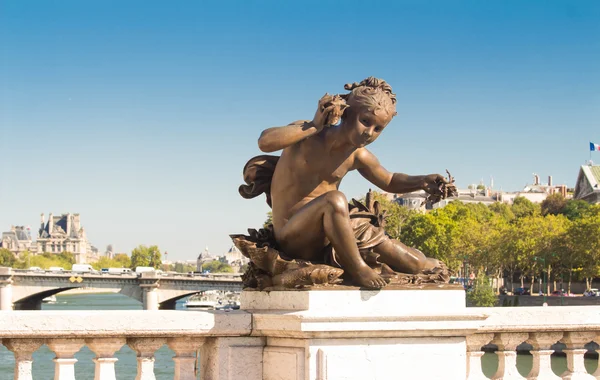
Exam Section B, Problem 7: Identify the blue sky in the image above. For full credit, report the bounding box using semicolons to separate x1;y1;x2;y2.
1;0;599;260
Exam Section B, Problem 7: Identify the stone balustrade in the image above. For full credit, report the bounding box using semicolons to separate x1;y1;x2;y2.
0;310;263;380
1;292;599;379
468;306;600;379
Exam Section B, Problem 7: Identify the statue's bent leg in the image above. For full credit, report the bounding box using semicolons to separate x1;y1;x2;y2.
277;191;387;289
373;238;441;274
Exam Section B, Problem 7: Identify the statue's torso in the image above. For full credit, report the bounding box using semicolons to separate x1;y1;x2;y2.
270;134;357;233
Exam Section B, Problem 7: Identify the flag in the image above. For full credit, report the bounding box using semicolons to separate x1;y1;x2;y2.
590;142;600;151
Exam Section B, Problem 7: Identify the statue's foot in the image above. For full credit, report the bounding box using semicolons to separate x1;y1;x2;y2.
354;266;388;289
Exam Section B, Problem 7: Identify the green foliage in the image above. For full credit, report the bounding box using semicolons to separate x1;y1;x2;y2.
488;202;515;222
130;245;162;269
561;200;591;220
14;251;75;270
370;192;415;239
541;194;567;216
467;277;497;307
511;197;539;219
90;255;133;271
201;260;234;273
113;254;132;268
0;248;16;267
264;211;273;228
169;262;197;273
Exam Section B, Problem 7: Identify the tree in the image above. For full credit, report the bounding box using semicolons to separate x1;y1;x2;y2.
370;191;415;239
488;202;515;222
0;248;16;267
57;251;75;266
171;262;196;273
202;260;234;273
568;213;600;290
113;254;131;268
561;199;591;221
541;194;566;216
511;197;539;219
130;245;162;269
264;211;273;228
467;277;497;307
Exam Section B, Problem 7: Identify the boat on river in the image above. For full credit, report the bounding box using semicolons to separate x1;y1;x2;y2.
184;293;218;310
42;295;57;303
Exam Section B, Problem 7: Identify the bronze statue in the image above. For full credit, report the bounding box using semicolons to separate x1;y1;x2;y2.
233;77;457;289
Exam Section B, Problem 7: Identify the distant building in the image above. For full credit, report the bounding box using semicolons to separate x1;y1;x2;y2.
574;163;600;204
385;173;569;211
196;247;211;272
105;245;114;259
498;174;568;204
36;213;98;264
0;226;34;256
433;189;496;209
223;245;249;272
392;191;427;211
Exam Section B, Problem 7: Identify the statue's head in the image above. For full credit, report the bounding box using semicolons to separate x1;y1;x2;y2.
340;77;397;147
341;77;397;120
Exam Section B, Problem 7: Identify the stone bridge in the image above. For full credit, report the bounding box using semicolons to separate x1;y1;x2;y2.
0;267;242;310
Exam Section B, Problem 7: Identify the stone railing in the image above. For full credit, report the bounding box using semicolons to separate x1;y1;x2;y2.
467;306;600;379
0;310;263;380
1;291;600;380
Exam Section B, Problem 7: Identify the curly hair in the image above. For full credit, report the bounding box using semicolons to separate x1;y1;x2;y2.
341;77;397;118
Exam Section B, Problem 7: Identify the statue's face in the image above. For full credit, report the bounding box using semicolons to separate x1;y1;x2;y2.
345;107;393;148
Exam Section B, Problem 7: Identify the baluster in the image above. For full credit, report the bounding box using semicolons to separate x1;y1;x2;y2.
167;337;205;380
128;337;166;380
560;332;596;380
466;333;494;380
593;333;600;379
3;339;43;380
47;339;85;380
525;332;563;380
491;332;528;379
86;338;126;380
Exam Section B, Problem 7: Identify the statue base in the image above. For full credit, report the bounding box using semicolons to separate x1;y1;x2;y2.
242;285;486;380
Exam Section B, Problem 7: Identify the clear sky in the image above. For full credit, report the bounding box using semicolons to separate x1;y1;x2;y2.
1;0;599;261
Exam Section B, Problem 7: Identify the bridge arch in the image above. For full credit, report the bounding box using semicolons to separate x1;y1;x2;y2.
0;268;242;310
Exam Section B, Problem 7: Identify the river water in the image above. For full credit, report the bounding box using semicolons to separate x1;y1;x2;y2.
0;293;597;379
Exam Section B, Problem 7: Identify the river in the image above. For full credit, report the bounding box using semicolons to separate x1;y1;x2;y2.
0;293;597;379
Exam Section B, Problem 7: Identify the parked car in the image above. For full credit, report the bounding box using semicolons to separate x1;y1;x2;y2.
550;290;575;297
584;288;599;297
514;287;530;295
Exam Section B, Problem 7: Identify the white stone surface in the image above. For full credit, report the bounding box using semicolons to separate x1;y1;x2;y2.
0;310;252;337
242;287;466;315
470;306;600;331
246;288;485;339
200;337;264;380
245;289;481;380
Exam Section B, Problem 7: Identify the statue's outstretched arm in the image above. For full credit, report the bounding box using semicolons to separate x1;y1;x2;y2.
356;148;447;195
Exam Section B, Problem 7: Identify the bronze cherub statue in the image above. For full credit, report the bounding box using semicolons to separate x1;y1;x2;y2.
234;77;457;289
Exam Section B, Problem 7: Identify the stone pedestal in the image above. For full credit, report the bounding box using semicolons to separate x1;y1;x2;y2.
242;285;485;380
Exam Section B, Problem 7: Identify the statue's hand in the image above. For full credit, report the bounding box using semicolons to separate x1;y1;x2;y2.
423;170;458;204
312;93;349;131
